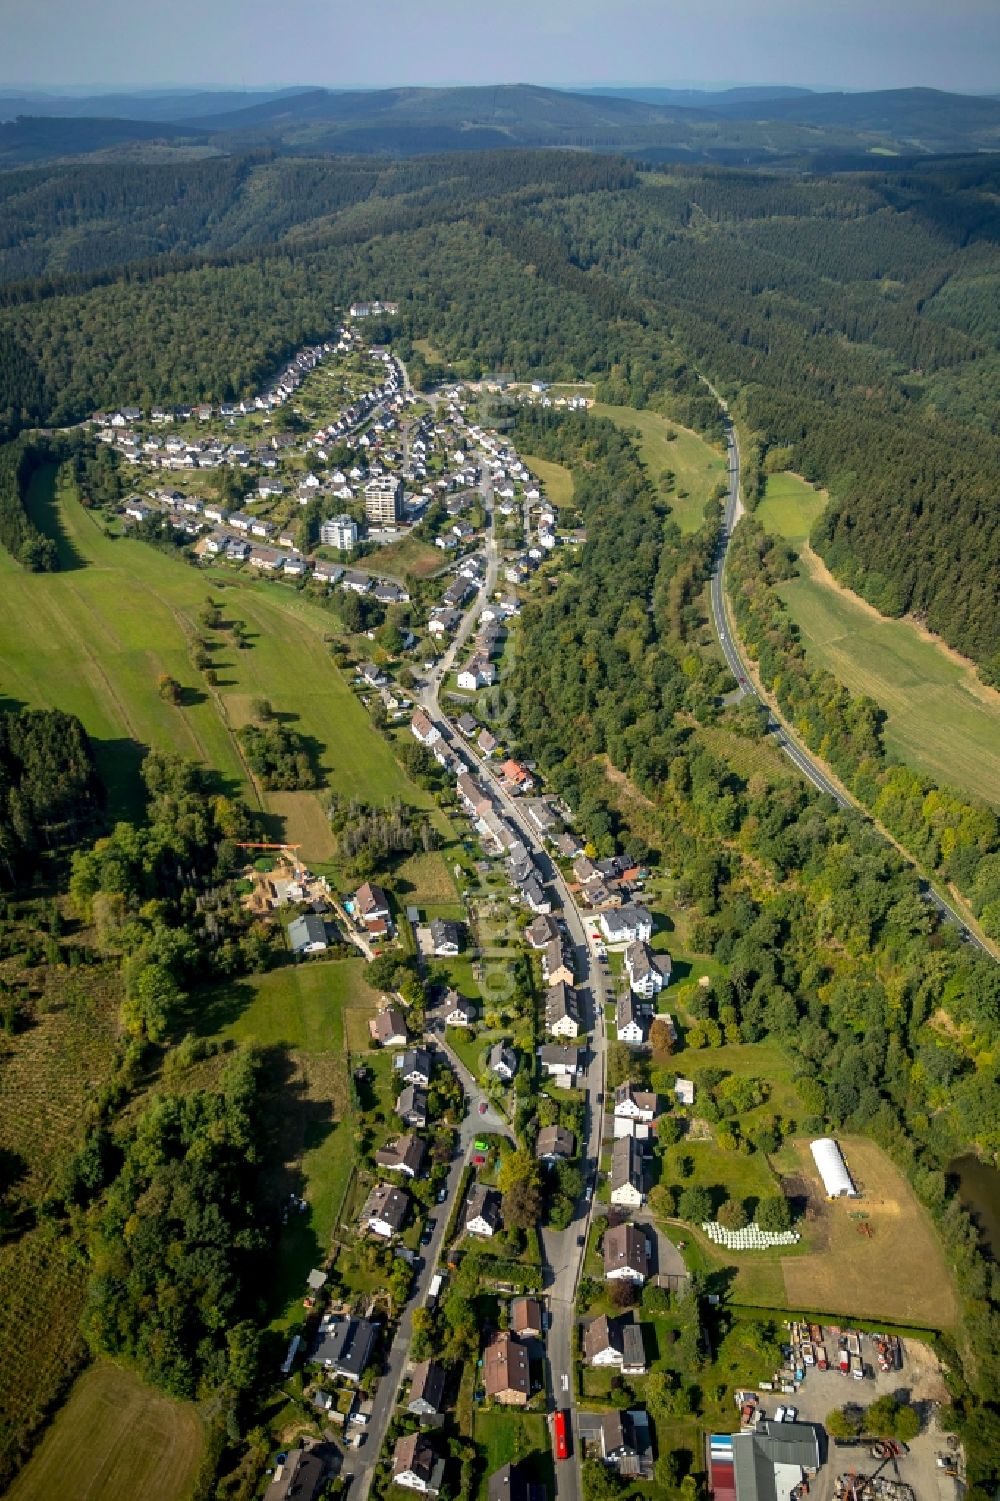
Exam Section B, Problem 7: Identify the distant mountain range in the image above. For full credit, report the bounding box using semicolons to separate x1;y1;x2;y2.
2;81;1000;166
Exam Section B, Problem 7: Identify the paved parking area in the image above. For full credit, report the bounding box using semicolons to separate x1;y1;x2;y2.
753;1335;958;1501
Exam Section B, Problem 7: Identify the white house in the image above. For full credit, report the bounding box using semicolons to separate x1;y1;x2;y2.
624;941;671;998
616;992;647;1046
465;1184;500;1238
609;1136;645;1208
392;1434;443;1495
410;709;441;747
601;904;654;946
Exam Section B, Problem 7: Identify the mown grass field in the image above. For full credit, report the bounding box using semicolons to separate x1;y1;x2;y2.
751;470;1000;806
754;470;827;542
368;531;447;580
8;1363;203;1501
591;402;726;532
192;958;381;1327
521;452;575;508
4;466;451;864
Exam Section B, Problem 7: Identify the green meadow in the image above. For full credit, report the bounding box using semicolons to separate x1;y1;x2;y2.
2;465;449;860
753;474;1000;807
591;402;726;532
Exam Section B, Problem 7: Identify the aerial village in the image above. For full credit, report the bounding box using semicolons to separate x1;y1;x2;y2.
89;312;958;1501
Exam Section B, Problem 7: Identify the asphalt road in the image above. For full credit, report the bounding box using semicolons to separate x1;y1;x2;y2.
415;475;609;1501
709;408;991;958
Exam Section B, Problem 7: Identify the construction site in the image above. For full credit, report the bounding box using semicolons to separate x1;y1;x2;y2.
236;843;332;916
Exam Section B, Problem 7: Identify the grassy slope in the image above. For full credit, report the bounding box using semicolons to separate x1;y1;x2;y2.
754;475;1000;806
3;465;449;860
521;453;574;508
754;470;827;542
591;403;725;532
8;1363;202;1501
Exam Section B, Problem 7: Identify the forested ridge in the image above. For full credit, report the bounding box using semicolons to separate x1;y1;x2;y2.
0;149;997;672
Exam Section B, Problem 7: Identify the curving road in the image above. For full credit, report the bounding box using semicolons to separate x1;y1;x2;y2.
710;407;991;958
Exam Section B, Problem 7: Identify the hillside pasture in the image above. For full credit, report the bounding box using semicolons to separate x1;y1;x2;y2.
521;452;574;508
591;402;726;532
0;466;452;866
8;1363;203;1501
776;544;1000;806
754;470;828;542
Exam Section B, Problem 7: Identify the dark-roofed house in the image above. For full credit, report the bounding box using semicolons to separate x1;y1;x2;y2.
578;1409;653;1478
396;1084;428;1128
309;1314;376;1381
369;1008;408;1048
407;1358;447;1418
483;1330;530;1405
466;1184;501;1238
392;1433;445;1494
603;1223;650;1284
510;1296;544;1339
288;914;328;954
374;1133;427;1178
609;1136;645;1208
443;991;476;1027
430;918;461;956
489;1042;517;1081
264;1444;328;1501
613;1083;658;1125
538;1044;579;1080
541;939;574;988
525;914;559;950
395;1047;433;1086
355;880;390;926
616;990;647;1046
536;1125;576;1163
545;981;579;1039
601;904;653;946
362;1182;410;1238
488;1463;545;1501
583;1315;648;1376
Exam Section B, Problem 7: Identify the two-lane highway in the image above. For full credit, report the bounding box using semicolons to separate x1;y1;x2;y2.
709;403;991;957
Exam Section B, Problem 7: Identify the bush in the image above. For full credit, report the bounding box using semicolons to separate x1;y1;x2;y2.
755;1194;791;1232
717;1197;748;1231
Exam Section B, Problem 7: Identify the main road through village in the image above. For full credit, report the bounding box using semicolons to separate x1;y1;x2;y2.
353;385;994;1497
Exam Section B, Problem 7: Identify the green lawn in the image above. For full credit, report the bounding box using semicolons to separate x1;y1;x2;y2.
2;466;452;862
521;453;575;508
473;1410;553;1500
776;546;1000;807
753;471;827;542
591;403;726;532
190;958;380;1326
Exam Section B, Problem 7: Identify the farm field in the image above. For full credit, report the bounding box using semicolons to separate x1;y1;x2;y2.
753;470;828;542
591;402;726;532
778;1136;957;1328
7;1363;203;1501
193;958;381;1326
521;452;574;508
776;543;1000;807
682;1133;957;1327
4;465;452;868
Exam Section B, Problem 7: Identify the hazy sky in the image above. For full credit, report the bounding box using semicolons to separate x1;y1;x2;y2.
4;0;999;94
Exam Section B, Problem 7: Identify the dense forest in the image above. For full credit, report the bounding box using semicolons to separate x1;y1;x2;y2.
0;148;997;673
0;707;100;881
